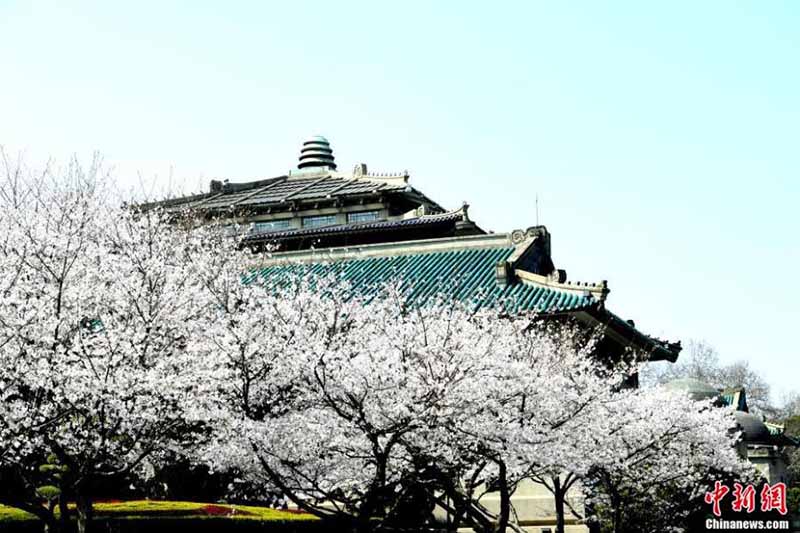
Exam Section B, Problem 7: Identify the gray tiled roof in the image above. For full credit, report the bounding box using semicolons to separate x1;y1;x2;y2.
155;174;431;213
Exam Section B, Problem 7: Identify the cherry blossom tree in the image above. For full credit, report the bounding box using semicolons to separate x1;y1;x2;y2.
407;322;630;533
582;387;756;533
0;152;758;533
0;154;223;533
191;274;634;533
513;374;757;533
188;263;757;533
191;286;478;532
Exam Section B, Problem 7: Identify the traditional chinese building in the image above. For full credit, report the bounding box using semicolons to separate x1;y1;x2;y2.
148;136;680;367
146;135;688;532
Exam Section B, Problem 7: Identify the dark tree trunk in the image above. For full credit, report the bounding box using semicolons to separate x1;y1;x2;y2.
42;517;61;533
584;499;601;533
38;512;61;533
355;454;388;533
58;494;70;532
553;476;566;533
451;496;469;532
75;494;93;533
610;489;622;533
436;479;493;533
495;461;510;533
355;516;373;533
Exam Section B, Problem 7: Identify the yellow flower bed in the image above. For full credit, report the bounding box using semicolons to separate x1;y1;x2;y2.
0;501;316;522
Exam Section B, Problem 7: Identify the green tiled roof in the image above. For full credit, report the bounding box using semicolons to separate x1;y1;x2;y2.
251;246;595;313
719;389;749;412
766;424;783;437
720;392;735;406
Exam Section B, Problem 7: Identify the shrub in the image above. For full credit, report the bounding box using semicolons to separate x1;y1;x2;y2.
788;487;800;517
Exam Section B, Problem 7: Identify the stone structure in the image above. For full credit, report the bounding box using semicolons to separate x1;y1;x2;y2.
665;379;798;484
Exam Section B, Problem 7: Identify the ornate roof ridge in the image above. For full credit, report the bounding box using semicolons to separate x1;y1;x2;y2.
253;231;515;267
491;226;609;301
135;176;288;210
286;167;409;184
515;269;608;300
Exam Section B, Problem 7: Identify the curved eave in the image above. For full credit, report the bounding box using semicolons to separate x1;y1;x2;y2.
243;210;471;245
592;308;682;362
780;435;800;447
746;434;799;447
527;293;680;362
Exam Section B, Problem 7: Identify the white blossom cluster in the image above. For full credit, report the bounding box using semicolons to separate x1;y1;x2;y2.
0;166;234;528
0;167;754;533
188;277;753;531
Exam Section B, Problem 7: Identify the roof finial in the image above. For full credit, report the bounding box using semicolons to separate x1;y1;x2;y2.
298;135;337;170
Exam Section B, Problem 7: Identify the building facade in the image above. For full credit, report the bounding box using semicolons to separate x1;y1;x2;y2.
146;136;680;366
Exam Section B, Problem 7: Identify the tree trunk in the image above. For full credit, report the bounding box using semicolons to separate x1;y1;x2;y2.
355;456;387;533
553;476;566;533
75;494;93;533
355;516;373;533
58;495;70;532
610;490;622;533
40;513;62;533
438;482;494;533
583;499;601;533
450;496;467;532
495;461;510;533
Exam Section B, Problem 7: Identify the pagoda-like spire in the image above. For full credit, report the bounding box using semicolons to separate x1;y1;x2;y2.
298;135;337;170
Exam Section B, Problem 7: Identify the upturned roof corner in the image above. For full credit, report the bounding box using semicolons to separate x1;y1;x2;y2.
494;226;609;302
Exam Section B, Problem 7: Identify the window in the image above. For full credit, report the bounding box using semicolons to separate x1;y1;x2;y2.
302;214;337;228
347;210;381;224
253;219;291;232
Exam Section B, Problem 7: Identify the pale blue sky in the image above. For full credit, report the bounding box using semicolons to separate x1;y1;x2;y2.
1;2;798;396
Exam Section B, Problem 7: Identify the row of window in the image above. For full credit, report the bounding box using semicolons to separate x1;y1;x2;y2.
251;211;381;232
253;219;291;232
302;214;337;228
346;210;381;223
